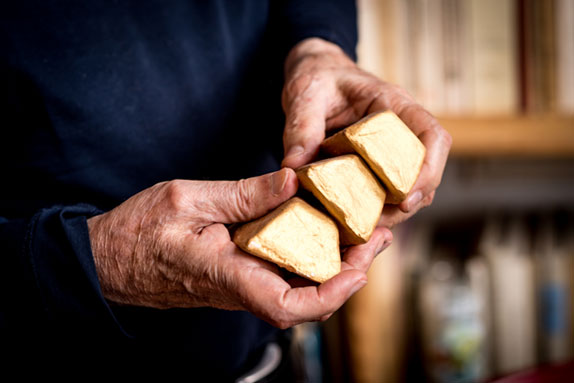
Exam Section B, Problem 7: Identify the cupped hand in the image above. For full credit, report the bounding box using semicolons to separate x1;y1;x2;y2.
281;38;452;228
87;168;387;329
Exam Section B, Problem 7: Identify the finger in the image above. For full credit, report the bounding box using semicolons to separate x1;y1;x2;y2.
365;90;451;213
238;267;367;329
193;168;298;224
187;240;282;310
369;96;451;213
378;205;411;229
325;77;385;130
341;226;393;273
400;119;451;213
198;225;280;278
281;74;328;169
387;103;450;213
377;191;434;228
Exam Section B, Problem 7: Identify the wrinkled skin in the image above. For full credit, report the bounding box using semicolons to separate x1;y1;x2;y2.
88;168;390;328
281;38;452;227
87;38;451;328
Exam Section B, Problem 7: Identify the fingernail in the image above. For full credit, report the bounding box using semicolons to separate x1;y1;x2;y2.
350;279;367;296
376;239;392;255
271;169;289;195
284;145;305;160
406;190;422;211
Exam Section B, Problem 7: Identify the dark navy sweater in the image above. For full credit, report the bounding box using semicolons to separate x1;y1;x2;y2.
0;0;356;378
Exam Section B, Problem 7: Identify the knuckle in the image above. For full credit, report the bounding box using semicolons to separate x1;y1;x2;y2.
282;121;322;148
428;121;452;148
283;79;327;118
163;180;189;211
389;83;414;101
423;191;436;208
284;73;316;101
390;92;419;114
440;128;453;149
274;295;290;314
269;296;297;330
233;179;255;219
394;101;418;119
266;312;293;330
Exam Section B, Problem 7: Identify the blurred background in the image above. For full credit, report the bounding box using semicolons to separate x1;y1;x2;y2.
291;0;574;382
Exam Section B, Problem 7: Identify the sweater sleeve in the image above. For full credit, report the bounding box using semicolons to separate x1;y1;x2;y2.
0;204;129;344
272;0;358;61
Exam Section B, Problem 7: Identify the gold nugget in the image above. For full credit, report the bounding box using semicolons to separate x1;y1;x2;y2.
233;197;340;283
322;111;426;203
297;154;385;245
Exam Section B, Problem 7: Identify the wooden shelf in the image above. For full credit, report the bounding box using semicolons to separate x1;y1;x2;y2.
438;116;574;157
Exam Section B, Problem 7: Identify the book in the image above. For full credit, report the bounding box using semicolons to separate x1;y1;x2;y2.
415;0;445;114
356;0;386;80
555;0;574;114
419;245;485;383
442;0;473;115
469;0;519;115
535;212;574;363
357;0;569;117
523;0;557;114
481;216;536;375
466;255;493;381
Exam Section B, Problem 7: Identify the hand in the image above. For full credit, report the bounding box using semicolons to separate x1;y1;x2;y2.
87;168;389;328
281;38;452;228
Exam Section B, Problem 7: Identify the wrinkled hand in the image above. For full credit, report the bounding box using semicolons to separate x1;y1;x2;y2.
281;38;452;228
87;168;389;328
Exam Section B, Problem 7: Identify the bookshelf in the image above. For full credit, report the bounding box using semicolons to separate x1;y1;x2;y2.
355;0;574;159
322;2;574;383
439;115;574;157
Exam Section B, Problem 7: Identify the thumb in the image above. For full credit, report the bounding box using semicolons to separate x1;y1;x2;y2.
281;78;328;169
203;168;298;224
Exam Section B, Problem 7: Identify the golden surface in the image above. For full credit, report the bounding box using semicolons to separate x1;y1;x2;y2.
232;197;341;283
322;111;426;203
297;154;386;245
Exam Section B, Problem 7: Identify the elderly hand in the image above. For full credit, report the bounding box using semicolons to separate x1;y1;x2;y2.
281;38;452;229
87;168;390;328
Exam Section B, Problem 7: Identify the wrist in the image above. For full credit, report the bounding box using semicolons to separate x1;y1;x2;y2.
284;37;354;77
87;213;129;303
87;214;110;294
